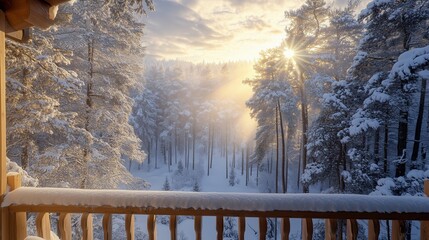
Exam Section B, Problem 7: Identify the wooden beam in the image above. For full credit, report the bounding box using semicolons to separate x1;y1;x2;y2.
36;212;51;240
325;219;337;240
0;9;7;240
302;218;313;240
5;0;55;30
44;0;72;5
422;180;429;240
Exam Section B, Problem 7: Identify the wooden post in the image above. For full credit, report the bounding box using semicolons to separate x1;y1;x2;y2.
169;215;177;240
58;213;72;240
392;220;406;240
125;214;135;240
421;179;429;240
0;10;7;240
36;212;52;240
325;219;337;240
238;217;245;240
216;216;223;240
281;218;290;240
259;217;267;240
103;214;112;240
147;214;156;240
81;213;93;240
347;219;358;240
368;219;380;240
302;218;313;240
7;173;26;240
194;216;202;240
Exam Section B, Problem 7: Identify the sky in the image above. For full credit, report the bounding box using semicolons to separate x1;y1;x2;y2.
142;0;371;63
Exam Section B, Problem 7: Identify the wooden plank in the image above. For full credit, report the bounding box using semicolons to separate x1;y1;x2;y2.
216;216;223;240
238;217;245;240
5;0;54;30
9;203;429;220
103;213;112;240
259;217;267;240
81;213;93;240
281;218;290;240
368;219;380;240
147;214;156;240
58;213;71;240
421;180;429;240
347;219;358;240
392;220;406;240
7;173;21;190
36;212;51;240
325;219;337;240
194;216;202;240
302;218;312;240
44;0;72;5
169;215;177;240
0;10;7;240
125;214;134;240
7;173;26;240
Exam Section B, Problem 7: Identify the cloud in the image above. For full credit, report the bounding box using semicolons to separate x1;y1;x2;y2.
239;16;270;31
143;0;230;59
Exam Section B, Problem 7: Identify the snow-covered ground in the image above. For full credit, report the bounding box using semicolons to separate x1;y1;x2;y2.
130;155;303;240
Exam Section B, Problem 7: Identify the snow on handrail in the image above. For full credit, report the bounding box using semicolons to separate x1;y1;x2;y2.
3;187;429;219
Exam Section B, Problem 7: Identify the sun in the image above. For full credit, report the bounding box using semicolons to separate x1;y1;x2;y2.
283;48;295;59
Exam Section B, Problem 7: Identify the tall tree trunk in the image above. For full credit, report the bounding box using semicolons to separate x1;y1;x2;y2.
232;142;236;168
210;126;214;168
384;124;389;174
278;100;287;193
207;123;211;176
81;37;95;189
21;141;29;170
174;127;177;164
396;111;408;177
411;79;427;168
226;124;228;179
241;148;244;176
246;146;249;186
155;136;159;169
275;104;279;193
299;73;309;193
192;119;196;170
374;129;380;164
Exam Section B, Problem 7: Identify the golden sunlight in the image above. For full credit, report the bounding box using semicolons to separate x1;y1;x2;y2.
283;48;295;59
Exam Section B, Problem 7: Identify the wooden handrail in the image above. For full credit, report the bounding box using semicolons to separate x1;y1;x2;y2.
2;175;429;240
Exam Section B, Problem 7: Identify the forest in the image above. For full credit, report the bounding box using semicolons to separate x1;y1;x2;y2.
3;0;429;239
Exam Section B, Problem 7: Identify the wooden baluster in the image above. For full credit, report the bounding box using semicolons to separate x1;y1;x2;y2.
281;218;290;240
368;219;380;240
7;173;27;240
58;213;71;240
392;220;406;240
421;179;429;240
81;213;93;240
147;214;156;240
347;219;358;240
125;214;135;240
238;217;245;240
103;214;112;240
216;216;223;240
302;218;313;240
194;216;202;240
170;215;177;240
0;13;7;240
259;217;267;240
36;212;51;240
325;219;337;240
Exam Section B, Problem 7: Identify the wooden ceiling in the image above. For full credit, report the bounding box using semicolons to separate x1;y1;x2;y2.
0;0;71;32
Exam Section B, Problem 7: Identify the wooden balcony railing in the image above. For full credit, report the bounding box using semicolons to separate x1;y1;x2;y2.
2;173;429;240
